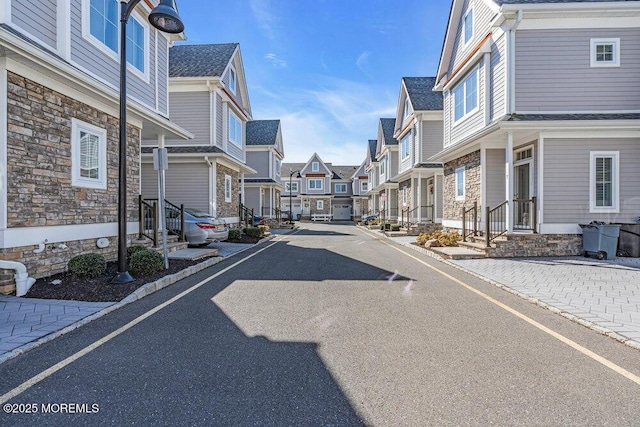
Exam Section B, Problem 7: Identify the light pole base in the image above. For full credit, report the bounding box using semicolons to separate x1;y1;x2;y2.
111;271;135;284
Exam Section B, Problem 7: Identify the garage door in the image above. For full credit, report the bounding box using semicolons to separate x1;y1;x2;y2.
332;205;351;220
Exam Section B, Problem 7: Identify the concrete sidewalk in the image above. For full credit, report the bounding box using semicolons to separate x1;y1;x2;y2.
378;231;640;350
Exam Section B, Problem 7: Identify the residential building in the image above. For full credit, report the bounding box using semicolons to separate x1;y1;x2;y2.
392;77;444;230
350;161;369;220
0;0;189;292
371;118;400;222
244;120;285;219
282;154;359;221
140;43;256;227
364;139;380;215
432;0;640;256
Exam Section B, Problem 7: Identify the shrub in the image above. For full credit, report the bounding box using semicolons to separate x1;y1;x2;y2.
258;224;270;234
243;227;262;238
68;253;107;279
416;233;429;246
390;224;401;232
127;245;147;259
130;249;164;276
228;229;241;240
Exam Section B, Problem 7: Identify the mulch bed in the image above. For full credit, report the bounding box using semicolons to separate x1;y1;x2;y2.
24;237;264;303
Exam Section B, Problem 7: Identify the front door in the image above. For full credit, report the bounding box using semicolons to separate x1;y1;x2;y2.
514;155;533;230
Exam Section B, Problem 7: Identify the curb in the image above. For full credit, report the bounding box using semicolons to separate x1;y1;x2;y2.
0;232;288;365
358;225;640;351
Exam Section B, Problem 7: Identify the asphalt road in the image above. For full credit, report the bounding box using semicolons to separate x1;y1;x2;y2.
1;222;639;426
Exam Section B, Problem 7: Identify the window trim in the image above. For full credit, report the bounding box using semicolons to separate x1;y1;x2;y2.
589;151;619;213
312;161;319;172
83;0;150;82
401;133;411;160
228;110;243;147
361;181;368;192
316;200;324;210
463;7;474;45
308;179;323;190
285;181;299;193
379;159;386;178
224;174;232;202
403;97;411;119
455;166;465;201
229;66;237;94
71;118;108;190
335;183;347;193
590;38;620;68
452;67;479;124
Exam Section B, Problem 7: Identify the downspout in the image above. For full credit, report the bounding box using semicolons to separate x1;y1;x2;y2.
204;156;216;217
0;261;36;297
507;9;523;114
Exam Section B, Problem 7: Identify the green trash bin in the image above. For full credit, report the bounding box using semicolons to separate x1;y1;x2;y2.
579;222;620;260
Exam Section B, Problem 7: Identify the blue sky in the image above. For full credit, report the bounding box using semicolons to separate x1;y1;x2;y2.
176;0;451;166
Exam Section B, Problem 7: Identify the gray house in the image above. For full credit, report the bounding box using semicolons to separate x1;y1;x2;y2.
141;43;256;226
432;0;640;256
244;120;285;219
371;118;400;221
0;0;189;292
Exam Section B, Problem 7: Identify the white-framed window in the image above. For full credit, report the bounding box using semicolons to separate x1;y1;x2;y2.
312;161;319;172
361;181;368;192
71;119;107;189
455;166;465;201
401;134;411;160
402;188;408;205
275;159;281;177
590;38;620;67
229;67;237;93
404;97;411;119
285;181;298;193
309;179;323;190
453;67;478;122
463;8;474;44
224;174;232;202
590;151;619;213
316;200;324;210
335;183;347;193
86;0;149;77
380;159;386;177
229;111;243;146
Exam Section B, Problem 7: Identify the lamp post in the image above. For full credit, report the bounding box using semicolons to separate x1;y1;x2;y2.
112;0;185;283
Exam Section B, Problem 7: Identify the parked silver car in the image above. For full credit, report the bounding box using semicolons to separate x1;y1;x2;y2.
166;208;229;246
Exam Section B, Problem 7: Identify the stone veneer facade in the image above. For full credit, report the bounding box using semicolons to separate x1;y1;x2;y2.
1;72;141;293
486;234;584;258
443;150;481;223
216;164;240;222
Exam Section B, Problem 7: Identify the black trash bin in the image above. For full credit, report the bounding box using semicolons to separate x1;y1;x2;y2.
616;224;640;257
579;222;620;260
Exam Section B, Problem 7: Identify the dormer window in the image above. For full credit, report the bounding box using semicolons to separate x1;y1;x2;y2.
590;39;620;67
229;67;237;93
404;98;410;119
312;161;319;172
463;8;473;44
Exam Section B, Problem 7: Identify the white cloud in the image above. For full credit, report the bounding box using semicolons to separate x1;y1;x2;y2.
251;76;396;166
356;51;371;74
249;0;278;40
264;53;288;68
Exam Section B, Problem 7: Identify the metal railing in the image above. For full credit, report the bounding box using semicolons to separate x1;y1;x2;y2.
138;196;185;246
421;205;435;223
239;203;254;227
401;206;420;228
261;206;282;222
485;201;508;247
462;201;478;242
514;197;537;232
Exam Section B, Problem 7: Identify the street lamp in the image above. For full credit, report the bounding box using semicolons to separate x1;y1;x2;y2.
112;0;184;284
289;170;299;223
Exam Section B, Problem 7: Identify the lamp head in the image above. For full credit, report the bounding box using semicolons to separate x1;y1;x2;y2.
149;0;184;34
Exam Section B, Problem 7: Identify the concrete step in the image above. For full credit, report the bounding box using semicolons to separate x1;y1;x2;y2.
428;246;487;260
151;241;189;253
167;247;219;261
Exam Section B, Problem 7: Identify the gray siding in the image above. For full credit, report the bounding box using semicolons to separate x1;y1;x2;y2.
157;35;169;115
141;162;210;213
389;151;399;180
222;54;249;113
246;151;269;178
165;92;210;146
443;91;452;148
435;175;444;219
543;138;640;224
333;181;353;197
69;0;157;111
450;59;486;144
486;149;505;210
448;0;495;76
227;138;244;162
13;0;56;49
215;94;223;148
515;28;640;112
490;33;507;121
422;120;444;162
244;188;261;215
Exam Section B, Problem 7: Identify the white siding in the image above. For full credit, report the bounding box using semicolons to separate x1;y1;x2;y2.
165;92;210;146
450;59;486;144
490;33;507;121
486;149;505;210
448;0;495;76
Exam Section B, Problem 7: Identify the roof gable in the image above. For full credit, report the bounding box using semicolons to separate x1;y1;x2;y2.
169;43;238;78
300;153;332;176
246;120;280;147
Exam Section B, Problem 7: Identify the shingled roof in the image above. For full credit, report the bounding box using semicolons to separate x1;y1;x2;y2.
332;166;359;180
403;77;442;111
169;43;238;78
495;0;623;4
368;139;377;161
380;118;398;145
246;120;280;146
